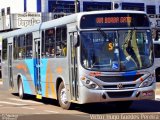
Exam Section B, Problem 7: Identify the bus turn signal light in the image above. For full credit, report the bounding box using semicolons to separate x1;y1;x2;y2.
142;90;154;96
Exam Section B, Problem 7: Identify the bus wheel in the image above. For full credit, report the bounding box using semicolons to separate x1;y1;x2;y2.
58;82;71;109
18;78;25;99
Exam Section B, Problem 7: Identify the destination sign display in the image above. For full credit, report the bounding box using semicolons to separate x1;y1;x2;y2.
80;13;150;29
96;16;132;24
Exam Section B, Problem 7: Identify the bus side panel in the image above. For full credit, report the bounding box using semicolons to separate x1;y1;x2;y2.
40;58;70;100
2;60;9;90
14;59;36;95
40;58;48;98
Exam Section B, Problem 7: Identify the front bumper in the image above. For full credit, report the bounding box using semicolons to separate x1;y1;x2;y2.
78;83;156;104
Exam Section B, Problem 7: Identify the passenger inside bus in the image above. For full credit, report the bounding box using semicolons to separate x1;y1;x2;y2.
18;48;24;59
61;42;67;56
46;48;51;57
51;48;55;56
56;46;61;56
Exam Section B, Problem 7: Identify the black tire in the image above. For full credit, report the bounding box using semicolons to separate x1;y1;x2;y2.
18;78;25;99
58;82;71;109
115;101;133;110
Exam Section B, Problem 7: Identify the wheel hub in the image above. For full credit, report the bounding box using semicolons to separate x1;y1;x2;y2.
60;88;68;104
19;83;23;96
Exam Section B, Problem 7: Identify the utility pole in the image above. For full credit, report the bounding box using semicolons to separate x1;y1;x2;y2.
75;0;78;13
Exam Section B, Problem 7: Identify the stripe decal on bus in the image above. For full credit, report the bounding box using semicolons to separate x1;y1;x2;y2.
121;71;137;76
41;59;56;99
22;75;32;94
46;63;56;98
41;59;48;97
16;59;57;98
16;64;27;72
25;59;35;85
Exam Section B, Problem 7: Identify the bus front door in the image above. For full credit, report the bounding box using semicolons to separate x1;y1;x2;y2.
70;32;78;101
34;38;42;99
8;43;13;89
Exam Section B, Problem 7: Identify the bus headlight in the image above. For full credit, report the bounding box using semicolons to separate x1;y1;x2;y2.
81;77;101;90
139;76;154;87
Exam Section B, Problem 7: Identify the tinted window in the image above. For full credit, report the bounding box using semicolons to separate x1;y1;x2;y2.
17;35;25;59
2;39;7;60
13;36;18;59
26;33;33;58
56;27;67;57
147;5;156;14
48;1;77;13
43;28;55;57
122;3;144;11
42;26;67;58
83;2;111;11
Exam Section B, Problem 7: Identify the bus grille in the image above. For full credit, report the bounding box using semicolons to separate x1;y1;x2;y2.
107;91;133;98
103;84;136;89
96;74;143;82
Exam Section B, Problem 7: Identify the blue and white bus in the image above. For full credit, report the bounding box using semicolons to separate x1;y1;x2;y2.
2;10;155;109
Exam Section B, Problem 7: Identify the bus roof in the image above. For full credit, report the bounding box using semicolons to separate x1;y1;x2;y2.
78;10;146;16
1;10;147;39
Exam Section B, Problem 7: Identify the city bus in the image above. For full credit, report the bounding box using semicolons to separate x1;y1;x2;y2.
1;10;155;109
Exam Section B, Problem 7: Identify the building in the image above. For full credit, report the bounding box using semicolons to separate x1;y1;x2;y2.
0;0;160;14
0;0;160;39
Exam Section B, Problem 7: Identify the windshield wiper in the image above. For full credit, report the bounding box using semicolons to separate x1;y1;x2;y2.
97;28;107;40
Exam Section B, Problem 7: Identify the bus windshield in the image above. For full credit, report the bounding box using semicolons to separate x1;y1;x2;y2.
80;30;153;71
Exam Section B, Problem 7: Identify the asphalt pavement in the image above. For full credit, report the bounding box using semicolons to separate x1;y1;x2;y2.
0;80;160;120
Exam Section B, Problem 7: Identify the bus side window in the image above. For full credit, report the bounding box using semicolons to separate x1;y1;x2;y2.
18;35;26;59
56;26;67;57
44;28;55;57
26;33;33;58
2;39;7;60
41;31;45;57
13;37;18;59
61;27;67;56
